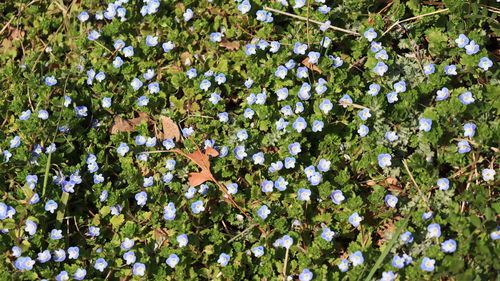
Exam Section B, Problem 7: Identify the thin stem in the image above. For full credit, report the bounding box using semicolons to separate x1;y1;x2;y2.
228;224;257;243
282;247;290;281
402;159;431;211
263;6;360;36
381;8;449;37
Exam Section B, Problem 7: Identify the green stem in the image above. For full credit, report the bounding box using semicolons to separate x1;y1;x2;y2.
41;152;52;197
56;192;70;228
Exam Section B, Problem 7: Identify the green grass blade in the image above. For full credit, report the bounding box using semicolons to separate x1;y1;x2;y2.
363;206;415;281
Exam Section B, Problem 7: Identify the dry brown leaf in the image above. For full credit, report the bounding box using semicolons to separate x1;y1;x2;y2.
385;177;398;185
188;171;213;187
170;148;215;187
109;113;155;134
158;116;181;141
205;146;219;157
302;57;322;73
180;52;193;66
220;40;240;51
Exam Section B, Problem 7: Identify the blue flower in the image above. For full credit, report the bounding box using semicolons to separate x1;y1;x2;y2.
455;34;469;48
232;146;246;160
181;127;194;137
298;83;311;100
375;49;388;60
123;251;136;265
373;62;388;76
101;97;112;108
215;73;226;85
137;96;149;106
162;41;175;52
161;202;176;220
321;227;335;242
131;78;143;90
299;269;314;281
121;238;135;250
293;42;308;55
25;220;37;235
117;143;129;156
297;66;309;78
464;40;479;55
384;195;398;208
371;41;383;52
50;229;63;240
424;63;435;75
258;205;271;219
422;211;433;220
427;223;441;238
210;32;222;42
56;271;69;281
400;231;413;244
298;188;311;201
419;118;432;132
87;30;100;40
45;76;57;86
77;11;89;22
183;8;193;21
252;152;265;165
123;46;134;57
386;92;398;103
19;109;31;120
145;35;158;46
330;56;343;67
12;246;21;258
420;257;435;272
458;91;474;105
288;142;301;156
349;251;364;266
457;140;471;153
358;108;371;121
88;226;100;237
37;250;51;263
348;212;362;227
358;125;369;137
166;254;179;268
114;39;125;50
133;263;146;276
227;183;238;194
285;59;296;69
135;191;147;206
280;235;294;248
385;131;398;142
186;68;197;79
338;259;349;272
441;239;457;253
94;258;108;272
270;41;280;53
368;83;380;96
317;158;331;172
217;253;230;266
177;233;188;247
292;117;307;132
148;82;160;94
478;57;493;70
238;1;251;14
245;44;256;55
444;64;457;75
200;79;211;91
437;178;449;190
482;168;496;182
257;39;269;50
393;81;406;93
75;106;88;117
490;227;500;240
392;255;405;268
436;87;449;101
275;65;288;79
10;136;21;148
74;268;87;280
252;246;264;257
113;56;123;68
191;200;205;214
330;190;345;204
36;109;49;120
378;153;392;168
364;28;377;41
53;249;66;262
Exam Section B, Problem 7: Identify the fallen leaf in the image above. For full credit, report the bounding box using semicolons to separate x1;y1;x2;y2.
170;148;215;187
205;146;219;157
188;171;212;186
180;52;193;66
220;40;240;51
158;116;181;141
385;177;398;185
109;113;155;134
302;57;322;73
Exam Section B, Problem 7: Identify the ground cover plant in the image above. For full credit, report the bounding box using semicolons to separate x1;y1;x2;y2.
0;0;499;280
